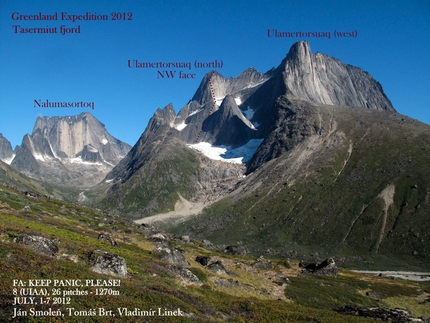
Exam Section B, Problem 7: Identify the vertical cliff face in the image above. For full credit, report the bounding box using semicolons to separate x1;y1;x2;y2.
174;68;270;148
281;41;395;110
11;112;131;187
31;113;130;164
0;133;14;164
190;69;266;105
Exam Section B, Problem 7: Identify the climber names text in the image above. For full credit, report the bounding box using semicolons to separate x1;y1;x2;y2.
10;278;184;319
11;279;121;319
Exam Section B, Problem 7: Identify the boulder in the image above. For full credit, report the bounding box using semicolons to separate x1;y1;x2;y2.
181;235;191;243
15;233;58;257
215;278;241;288
98;233;119;247
207;260;228;275
88;250;127;278
366;290;383;299
253;256;273;269
225;245;247;256
300;258;338;276
200;239;214;248
195;256;211;267
150;233;168;242
168;266;202;285
151;245;189;268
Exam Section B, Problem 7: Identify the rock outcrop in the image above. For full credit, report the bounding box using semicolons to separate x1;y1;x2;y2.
98;233;119;247
15;233;59;257
207;260;228;275
196;256;211;267
225;245;247;256
151;243;189;268
88;250;128;278
300;258;338;276
168;266;203;285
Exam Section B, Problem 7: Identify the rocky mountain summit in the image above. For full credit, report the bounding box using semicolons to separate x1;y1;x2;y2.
281;41;394;110
11;112;131;188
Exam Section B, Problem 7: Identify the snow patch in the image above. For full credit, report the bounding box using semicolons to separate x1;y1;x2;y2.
175;122;187;131
34;153;45;162
234;97;242;105
86;145;98;153
103;160;115;167
105;179;114;183
102;138;108;145
70;157;102;165
244;78;268;89
188;109;203;117
188;139;263;164
48;141;59;159
215;96;225;106
2;154;15;165
78;191;88;202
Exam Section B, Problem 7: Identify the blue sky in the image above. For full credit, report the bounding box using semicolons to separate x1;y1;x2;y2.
1;0;429;148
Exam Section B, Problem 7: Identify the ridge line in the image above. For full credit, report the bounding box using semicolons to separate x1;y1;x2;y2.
195;71;216;143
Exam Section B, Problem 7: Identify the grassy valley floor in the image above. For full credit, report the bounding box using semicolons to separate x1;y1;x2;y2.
0;184;429;322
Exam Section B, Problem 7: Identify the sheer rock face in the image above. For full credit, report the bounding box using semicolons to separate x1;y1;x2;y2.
175;68;269;148
201;95;257;147
11;112;131;188
0;133;14;164
30;112;130;164
282;41;394;111
191;68;266;106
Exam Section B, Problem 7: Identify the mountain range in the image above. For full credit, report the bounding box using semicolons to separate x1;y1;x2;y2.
97;41;429;268
1;113;131;189
99;40;398;216
0;41;428;268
